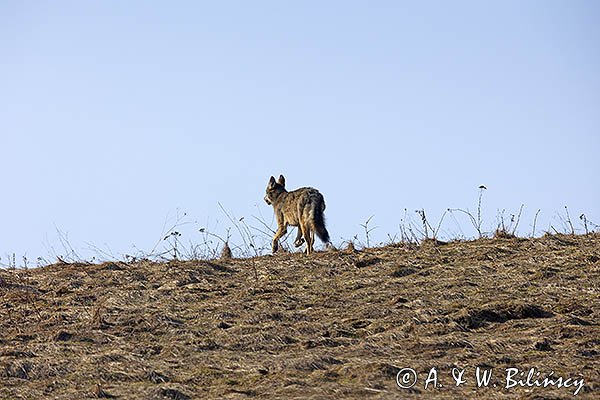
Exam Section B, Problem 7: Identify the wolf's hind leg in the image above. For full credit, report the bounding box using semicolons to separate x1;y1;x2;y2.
301;223;314;255
293;228;305;248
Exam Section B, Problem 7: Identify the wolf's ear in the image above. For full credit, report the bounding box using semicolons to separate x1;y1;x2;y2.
278;175;285;187
268;176;276;187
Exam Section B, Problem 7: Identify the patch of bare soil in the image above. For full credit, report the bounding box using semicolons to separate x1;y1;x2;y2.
1;233;598;399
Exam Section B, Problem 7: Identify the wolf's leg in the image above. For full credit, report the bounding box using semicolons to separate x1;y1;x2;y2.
272;224;287;253
301;223;314;255
306;227;314;255
293;228;305;247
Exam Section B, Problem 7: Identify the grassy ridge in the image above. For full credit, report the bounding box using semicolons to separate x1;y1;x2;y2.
0;233;598;399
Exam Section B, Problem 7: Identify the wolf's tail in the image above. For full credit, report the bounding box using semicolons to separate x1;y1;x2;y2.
313;198;330;244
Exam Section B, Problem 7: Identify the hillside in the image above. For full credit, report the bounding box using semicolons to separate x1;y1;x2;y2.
1;234;598;399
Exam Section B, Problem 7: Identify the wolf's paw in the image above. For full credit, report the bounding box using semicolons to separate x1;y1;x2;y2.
294;238;305;247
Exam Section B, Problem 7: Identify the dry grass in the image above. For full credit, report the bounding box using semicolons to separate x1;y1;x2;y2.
0;233;598;399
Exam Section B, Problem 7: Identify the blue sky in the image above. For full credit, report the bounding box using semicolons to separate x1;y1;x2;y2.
2;1;599;263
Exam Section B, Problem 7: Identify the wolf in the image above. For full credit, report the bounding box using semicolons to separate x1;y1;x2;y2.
264;175;330;255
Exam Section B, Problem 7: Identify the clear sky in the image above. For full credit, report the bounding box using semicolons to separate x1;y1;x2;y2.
2;1;599;264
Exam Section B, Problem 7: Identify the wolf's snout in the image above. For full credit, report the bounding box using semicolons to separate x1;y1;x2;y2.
264;195;272;205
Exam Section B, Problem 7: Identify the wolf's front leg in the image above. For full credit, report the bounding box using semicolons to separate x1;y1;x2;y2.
271;225;287;253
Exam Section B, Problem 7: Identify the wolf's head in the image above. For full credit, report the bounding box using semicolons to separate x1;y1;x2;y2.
264;175;286;205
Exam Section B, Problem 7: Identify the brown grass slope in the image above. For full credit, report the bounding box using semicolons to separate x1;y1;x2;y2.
0;234;599;399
